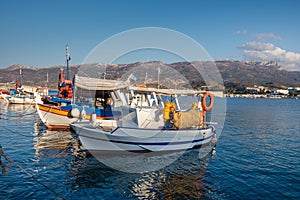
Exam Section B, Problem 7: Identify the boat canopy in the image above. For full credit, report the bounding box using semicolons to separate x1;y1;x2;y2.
74;75;130;91
128;86;204;96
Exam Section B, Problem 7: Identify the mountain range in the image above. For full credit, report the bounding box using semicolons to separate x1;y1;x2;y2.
1;60;300;91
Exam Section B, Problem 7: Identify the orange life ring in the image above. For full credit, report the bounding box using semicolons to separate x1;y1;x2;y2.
201;92;214;111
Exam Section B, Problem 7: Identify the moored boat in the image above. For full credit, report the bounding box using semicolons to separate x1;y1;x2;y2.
71;87;217;153
36;46;129;129
36;100;123;129
8;92;37;104
71;121;216;153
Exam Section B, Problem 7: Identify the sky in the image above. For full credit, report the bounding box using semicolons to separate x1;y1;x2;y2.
1;0;300;71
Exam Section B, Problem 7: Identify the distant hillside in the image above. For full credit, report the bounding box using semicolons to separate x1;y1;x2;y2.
216;60;300;88
4;64;37;71
1;60;300;90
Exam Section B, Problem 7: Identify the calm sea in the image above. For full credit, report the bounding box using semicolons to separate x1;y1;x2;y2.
0;98;299;199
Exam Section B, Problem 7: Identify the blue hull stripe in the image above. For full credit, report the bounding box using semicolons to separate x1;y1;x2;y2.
80;132;215;146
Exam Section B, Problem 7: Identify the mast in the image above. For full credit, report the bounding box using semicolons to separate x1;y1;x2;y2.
157;66;160;89
144;71;148;84
19;66;23;87
66;45;71;80
46;71;49;87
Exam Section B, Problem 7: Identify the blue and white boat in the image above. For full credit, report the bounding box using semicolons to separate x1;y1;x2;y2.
71;87;217;152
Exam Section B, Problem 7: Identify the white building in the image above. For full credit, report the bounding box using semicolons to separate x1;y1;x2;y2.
272;88;289;95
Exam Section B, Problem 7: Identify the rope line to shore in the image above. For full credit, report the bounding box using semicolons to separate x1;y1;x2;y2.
0;144;66;199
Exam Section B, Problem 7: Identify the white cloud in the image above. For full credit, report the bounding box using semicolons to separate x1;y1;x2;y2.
235;29;247;35
240;41;300;71
256;32;282;41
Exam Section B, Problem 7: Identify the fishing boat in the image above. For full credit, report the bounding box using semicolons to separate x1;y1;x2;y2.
7;67;40;104
36;74;129;129
8;92;38;104
71;87;217;153
36;97;123;129
36;46;129;129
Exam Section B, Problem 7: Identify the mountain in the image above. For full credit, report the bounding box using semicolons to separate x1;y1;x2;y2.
0;61;300;90
4;64;37;71
216;60;300;89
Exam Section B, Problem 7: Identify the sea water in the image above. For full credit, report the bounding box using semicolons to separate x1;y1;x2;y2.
0;98;299;199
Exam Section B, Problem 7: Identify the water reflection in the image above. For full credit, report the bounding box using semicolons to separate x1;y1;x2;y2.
6;104;36;114
68;150;213;199
34;129;80;157
131;170;208;199
2;104;37;125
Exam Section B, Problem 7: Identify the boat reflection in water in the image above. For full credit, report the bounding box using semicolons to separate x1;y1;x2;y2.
34;130;80;157
68;149;214;199
131;170;209;199
7;104;36;115
2;104;37;124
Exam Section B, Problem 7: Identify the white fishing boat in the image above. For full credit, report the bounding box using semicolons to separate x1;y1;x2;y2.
8;93;37;104
6;66;41;105
71;87;217;153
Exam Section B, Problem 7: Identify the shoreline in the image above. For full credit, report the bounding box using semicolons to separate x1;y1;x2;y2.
225;94;298;99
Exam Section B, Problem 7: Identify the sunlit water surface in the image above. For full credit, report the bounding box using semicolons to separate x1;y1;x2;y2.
0;98;299;199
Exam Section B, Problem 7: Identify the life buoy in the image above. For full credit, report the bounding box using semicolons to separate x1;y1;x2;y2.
201;92;214;111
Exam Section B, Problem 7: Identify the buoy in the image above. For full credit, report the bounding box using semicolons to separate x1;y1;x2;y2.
201;92;214;111
70;108;80;118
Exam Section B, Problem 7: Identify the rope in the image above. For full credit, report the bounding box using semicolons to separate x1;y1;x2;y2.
0;145;66;199
0;102;77;199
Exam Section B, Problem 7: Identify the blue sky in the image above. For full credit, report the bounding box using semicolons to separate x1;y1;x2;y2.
1;0;300;70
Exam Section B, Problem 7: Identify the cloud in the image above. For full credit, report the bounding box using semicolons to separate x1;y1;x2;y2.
255;32;282;41
239;41;300;71
235;29;247;35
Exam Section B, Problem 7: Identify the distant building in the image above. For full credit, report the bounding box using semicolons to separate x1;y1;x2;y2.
272;88;289;95
246;85;270;94
288;87;300;92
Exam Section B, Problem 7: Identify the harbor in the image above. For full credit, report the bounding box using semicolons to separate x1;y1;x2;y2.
1;98;299;199
1;1;300;199
0;45;299;199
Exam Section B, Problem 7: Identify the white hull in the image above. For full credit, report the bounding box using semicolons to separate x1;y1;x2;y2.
36;104;77;129
71;122;216;152
39;109;77;128
8;96;35;104
36;103;119;129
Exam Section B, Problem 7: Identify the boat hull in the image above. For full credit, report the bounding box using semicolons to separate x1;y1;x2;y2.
36;103;121;129
71;122;216;152
8;97;35;104
36;103;77;129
